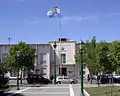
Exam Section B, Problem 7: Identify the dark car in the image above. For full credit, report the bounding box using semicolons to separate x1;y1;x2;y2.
0;74;9;88
26;74;52;84
100;74;120;84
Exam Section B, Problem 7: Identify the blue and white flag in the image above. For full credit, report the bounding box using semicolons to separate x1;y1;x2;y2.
47;6;61;18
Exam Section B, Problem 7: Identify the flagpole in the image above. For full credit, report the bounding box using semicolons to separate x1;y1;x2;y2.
47;6;63;76
57;6;62;76
59;13;62;76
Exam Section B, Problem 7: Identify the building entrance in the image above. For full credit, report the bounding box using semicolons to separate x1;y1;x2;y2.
59;67;67;76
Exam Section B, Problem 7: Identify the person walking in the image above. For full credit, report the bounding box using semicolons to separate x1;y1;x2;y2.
87;74;90;82
97;74;100;86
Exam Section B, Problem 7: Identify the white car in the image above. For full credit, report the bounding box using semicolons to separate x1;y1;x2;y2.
56;76;77;84
113;75;120;78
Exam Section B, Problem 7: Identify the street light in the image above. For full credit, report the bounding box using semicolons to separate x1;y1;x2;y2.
53;41;57;84
17;51;20;90
80;41;84;96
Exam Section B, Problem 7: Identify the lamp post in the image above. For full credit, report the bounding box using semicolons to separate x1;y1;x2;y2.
80;41;84;96
53;42;57;84
17;51;20;90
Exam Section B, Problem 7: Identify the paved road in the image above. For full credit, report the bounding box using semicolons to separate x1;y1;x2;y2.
3;83;120;96
1;79;105;96
5;84;82;96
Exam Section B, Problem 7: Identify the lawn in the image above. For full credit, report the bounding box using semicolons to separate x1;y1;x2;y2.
85;86;120;96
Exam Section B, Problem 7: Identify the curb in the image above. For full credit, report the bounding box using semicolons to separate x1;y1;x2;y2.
83;89;90;96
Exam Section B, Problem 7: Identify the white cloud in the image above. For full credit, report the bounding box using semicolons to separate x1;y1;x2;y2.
105;12;120;17
62;15;100;21
62;12;120;21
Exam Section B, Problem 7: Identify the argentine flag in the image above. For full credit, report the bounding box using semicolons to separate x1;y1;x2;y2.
47;6;61;18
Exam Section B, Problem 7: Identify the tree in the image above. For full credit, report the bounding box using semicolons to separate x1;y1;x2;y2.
109;41;120;73
0;60;7;75
3;41;36;84
96;41;111;73
83;36;100;83
75;36;99;84
96;41;120;74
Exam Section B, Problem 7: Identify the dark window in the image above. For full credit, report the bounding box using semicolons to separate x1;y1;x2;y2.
64;77;69;79
40;53;47;64
59;38;67;42
61;53;66;64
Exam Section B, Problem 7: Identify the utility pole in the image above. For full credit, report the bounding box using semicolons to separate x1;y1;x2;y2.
53;42;57;84
80;41;84;96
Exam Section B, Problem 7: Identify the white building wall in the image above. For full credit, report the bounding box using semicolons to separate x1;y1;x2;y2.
49;38;77;78
0;45;10;61
50;42;76;65
37;44;50;79
0;38;90;79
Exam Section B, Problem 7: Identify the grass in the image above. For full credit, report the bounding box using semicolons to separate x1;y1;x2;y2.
85;86;120;96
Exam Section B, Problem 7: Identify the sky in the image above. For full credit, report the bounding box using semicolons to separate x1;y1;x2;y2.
0;0;120;44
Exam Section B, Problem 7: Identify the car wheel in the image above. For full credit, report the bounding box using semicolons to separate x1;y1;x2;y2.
57;81;61;84
71;81;75;84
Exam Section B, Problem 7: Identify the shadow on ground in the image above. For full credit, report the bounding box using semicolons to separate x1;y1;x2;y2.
0;92;25;96
9;84;48;87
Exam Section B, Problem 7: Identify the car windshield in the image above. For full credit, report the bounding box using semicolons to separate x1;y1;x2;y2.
64;77;69;79
58;77;63;79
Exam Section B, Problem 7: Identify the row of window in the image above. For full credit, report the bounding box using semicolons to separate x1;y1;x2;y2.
1;52;67;64
39;53;67;64
61;53;66;64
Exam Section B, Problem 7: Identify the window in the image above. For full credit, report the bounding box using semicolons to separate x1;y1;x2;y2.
40;61;46;64
61;53;66;64
58;77;63;79
2;53;8;60
64;77;69;79
40;53;47;65
41;67;47;75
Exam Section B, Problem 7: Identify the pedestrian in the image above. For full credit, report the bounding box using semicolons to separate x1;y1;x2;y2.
50;75;54;81
97;74;100;86
87;74;90;82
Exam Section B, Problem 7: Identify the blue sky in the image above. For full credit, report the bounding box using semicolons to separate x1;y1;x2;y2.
0;0;120;44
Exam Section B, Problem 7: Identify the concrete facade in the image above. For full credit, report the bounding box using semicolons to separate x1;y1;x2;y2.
49;38;78;78
0;38;88;79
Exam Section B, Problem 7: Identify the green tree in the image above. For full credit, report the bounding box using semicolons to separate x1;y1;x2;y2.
3;41;36;84
96;41;111;73
75;36;99;84
0;60;7;75
109;41;120;73
83;36;99;83
96;40;120;74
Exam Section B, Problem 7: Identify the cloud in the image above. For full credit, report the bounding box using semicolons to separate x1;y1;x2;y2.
105;12;120;17
62;12;120;21
19;12;120;25
62;15;100;21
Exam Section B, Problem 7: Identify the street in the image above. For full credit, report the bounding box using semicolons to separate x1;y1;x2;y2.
2;79;119;96
5;84;81;96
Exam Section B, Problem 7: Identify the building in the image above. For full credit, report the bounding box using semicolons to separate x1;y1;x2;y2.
49;38;79;79
0;38;89;79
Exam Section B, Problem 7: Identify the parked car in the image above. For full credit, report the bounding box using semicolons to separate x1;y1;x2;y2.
100;74;120;84
26;74;52;84
0;74;9;88
56;76;77;84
